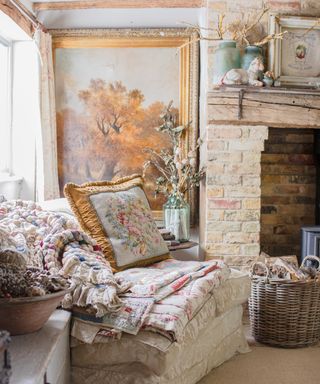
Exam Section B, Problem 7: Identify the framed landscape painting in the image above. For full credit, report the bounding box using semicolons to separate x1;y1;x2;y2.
51;28;199;221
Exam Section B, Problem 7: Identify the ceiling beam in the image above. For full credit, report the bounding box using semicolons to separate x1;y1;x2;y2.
33;0;205;12
1;0;34;36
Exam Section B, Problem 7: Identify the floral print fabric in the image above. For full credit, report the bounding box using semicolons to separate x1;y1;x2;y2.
71;258;231;343
117;259;230;341
90;187;169;268
0;200;128;316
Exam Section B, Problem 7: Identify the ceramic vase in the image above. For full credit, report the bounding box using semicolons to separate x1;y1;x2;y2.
163;192;190;242
241;45;263;70
213;40;241;85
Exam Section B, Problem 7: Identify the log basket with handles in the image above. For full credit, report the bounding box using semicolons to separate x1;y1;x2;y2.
249;255;320;348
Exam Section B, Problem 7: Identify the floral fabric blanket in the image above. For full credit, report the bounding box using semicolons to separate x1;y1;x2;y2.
72;259;230;342
0;200;128;316
117;259;230;341
0;200;230;342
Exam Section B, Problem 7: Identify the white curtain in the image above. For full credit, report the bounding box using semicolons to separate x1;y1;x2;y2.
35;29;60;201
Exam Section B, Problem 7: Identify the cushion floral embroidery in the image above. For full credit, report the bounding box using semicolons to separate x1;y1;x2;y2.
64;175;170;270
105;193;163;258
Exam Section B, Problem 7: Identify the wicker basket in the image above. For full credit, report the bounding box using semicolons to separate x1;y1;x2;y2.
249;256;320;348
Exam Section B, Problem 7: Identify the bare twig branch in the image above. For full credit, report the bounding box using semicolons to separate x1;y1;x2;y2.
301;19;320;37
254;31;287;46
228;3;270;46
245;3;269;37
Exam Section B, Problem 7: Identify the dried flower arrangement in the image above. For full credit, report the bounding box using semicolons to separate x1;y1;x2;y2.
228;4;287;47
143;101;205;198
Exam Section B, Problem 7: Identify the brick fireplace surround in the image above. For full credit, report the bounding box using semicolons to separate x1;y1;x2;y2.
203;88;320;268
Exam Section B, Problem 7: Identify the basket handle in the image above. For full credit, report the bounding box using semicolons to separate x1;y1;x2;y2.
301;255;320;271
251;261;269;279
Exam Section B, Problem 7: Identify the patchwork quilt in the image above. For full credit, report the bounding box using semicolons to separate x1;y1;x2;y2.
117;259;230;341
0;200;230;343
0;200;128;315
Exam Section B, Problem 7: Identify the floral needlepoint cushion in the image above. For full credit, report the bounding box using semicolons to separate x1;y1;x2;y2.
64;174;170;271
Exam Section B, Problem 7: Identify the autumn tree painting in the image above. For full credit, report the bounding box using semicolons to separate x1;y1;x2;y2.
53;30;199;220
57;78;173;210
53;35;187;213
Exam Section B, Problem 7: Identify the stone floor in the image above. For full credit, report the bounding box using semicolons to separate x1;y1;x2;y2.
198;313;320;384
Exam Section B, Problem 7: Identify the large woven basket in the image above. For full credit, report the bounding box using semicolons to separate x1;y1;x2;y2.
249;256;320;348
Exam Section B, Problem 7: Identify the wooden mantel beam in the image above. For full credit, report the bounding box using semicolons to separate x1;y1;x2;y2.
33;0;205;12
207;87;320;129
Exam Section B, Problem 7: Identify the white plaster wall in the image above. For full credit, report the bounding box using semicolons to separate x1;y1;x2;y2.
198;7;208;260
37;6;208;258
20;0;34;13
36;8;203;29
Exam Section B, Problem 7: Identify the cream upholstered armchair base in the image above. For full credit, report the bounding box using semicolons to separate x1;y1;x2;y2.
40;198;250;384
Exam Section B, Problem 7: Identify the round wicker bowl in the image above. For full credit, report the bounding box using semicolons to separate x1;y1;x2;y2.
0;290;68;335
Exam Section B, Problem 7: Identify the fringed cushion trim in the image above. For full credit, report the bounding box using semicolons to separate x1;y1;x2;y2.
64;174;170;271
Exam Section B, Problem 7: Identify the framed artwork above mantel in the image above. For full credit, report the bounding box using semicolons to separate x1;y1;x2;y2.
51;28;199;223
269;15;320;88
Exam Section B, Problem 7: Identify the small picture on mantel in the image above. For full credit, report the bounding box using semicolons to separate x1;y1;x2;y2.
269;15;320;88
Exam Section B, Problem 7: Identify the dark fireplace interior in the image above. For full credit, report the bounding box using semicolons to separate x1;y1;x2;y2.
260;128;318;260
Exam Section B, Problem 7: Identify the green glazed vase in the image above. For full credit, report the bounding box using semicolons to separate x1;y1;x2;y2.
213;40;241;85
241;45;264;70
163;192;190;242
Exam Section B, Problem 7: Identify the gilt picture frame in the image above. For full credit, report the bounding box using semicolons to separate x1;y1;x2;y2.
269;15;320;87
51;28;199;223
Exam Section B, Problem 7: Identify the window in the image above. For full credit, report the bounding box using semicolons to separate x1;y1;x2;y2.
0;36;12;176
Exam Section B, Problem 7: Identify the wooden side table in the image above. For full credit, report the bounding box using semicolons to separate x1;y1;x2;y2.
10;310;71;384
168;240;198;252
169;228;200;261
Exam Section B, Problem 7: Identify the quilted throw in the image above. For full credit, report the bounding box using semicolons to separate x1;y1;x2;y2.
72;259;231;342
118;259;231;341
0;200;128;316
0;200;231;342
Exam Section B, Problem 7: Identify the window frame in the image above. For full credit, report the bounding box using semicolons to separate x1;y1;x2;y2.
0;35;13;177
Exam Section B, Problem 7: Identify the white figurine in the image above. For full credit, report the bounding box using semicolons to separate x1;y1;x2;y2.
221;57;264;87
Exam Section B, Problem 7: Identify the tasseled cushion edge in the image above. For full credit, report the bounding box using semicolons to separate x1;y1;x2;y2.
63;174;171;272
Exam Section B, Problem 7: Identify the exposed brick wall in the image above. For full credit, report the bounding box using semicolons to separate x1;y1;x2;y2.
260;128;316;257
203;1;320;266
205;125;268;267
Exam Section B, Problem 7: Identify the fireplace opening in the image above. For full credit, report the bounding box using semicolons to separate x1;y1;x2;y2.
260;128;317;259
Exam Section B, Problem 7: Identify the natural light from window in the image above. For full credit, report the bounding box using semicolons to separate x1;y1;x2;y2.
0;36;11;176
0;10;41;200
